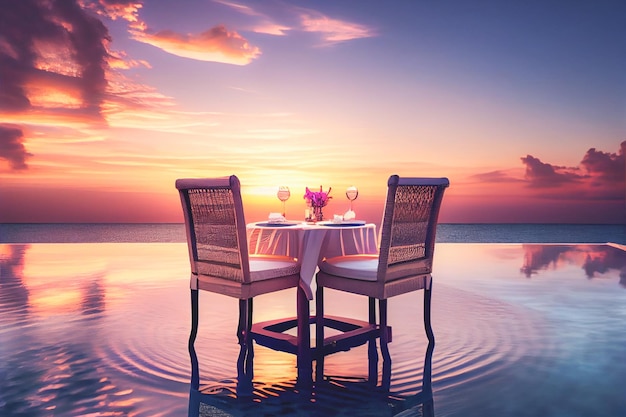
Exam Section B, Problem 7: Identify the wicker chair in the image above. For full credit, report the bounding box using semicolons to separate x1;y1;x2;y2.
176;176;308;410
315;175;449;386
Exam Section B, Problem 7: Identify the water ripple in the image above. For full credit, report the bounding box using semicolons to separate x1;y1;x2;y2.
2;266;554;416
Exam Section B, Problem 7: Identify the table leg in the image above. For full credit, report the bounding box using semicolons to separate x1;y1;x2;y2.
315;285;325;381
296;285;312;387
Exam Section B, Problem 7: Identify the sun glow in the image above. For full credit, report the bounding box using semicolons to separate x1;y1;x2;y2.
27;87;84;108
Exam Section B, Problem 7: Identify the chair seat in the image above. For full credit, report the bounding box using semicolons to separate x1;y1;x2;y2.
319;254;380;281
249;254;300;281
320;253;434;285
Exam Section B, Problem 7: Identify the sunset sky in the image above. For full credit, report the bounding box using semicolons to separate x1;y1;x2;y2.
1;0;624;224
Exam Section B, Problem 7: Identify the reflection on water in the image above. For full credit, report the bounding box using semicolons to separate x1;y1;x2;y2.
1;243;625;417
521;244;626;286
0;243;190;417
192;339;435;417
0;244;140;416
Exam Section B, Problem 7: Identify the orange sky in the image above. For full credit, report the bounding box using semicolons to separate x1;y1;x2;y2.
0;1;624;224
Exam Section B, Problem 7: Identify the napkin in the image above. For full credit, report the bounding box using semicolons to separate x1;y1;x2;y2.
268;212;286;224
333;214;343;224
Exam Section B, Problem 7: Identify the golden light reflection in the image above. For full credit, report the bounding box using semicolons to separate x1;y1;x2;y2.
31;290;82;314
16;243;189;315
0;244;13;260
22;246;107;278
19;245;104;315
251;347;297;383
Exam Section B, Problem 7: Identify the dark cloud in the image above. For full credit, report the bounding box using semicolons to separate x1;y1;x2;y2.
580;140;626;183
0;0;111;118
520;154;584;187
0;0;57;111
0;124;33;170
55;0;111;114
519;142;625;200
471;142;624;203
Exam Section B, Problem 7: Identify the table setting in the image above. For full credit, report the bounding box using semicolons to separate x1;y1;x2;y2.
247;184;378;299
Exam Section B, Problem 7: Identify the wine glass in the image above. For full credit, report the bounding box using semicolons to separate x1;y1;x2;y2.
277;186;291;217
344;186;358;220
346;186;358;210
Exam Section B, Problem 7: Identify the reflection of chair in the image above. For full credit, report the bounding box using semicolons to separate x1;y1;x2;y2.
190;336;434;416
315;175;449;386
176;176;307;416
392;340;435;417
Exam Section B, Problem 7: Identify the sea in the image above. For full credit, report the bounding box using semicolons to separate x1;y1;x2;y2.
2;224;626;417
0;223;624;244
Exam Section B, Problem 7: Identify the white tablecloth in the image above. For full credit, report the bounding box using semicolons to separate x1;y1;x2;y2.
246;222;378;299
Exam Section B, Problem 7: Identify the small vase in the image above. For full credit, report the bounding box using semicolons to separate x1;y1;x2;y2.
313;205;324;222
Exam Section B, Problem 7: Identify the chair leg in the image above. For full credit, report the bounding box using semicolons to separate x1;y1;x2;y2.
424;285;435;345
237;299;246;345
237;298;253;346
379;299;391;390
189;289;200;391
248;298;253;345
368;297;376;324
367;297;378;386
315;285;325;382
246;298;254;380
249;298;254;327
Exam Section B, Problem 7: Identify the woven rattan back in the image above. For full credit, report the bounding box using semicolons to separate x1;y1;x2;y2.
377;175;449;281
176;176;250;283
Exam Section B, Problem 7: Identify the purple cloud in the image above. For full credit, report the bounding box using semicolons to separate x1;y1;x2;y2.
0;124;33;170
580;141;626;183
471;142;624;203
470;170;524;183
0;0;111;118
518;142;625;201
520;154;584;187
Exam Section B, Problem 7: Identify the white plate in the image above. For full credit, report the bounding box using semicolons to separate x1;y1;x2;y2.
317;220;366;227
255;221;301;227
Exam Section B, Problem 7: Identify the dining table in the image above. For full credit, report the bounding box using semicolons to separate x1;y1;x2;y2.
246;219;379;385
246;220;378;300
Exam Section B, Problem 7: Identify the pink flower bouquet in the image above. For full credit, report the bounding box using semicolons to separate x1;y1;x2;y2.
304;185;332;208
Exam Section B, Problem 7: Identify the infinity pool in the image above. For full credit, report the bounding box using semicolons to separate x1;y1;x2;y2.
1;243;624;416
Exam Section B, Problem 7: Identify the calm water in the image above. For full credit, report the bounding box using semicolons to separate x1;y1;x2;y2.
1;242;625;416
1;223;625;244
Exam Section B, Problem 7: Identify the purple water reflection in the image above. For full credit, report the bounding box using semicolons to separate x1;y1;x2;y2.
519;244;626;285
1;243;625;416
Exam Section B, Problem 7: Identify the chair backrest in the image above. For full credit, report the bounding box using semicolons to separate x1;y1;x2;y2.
377;175;449;281
175;175;251;284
